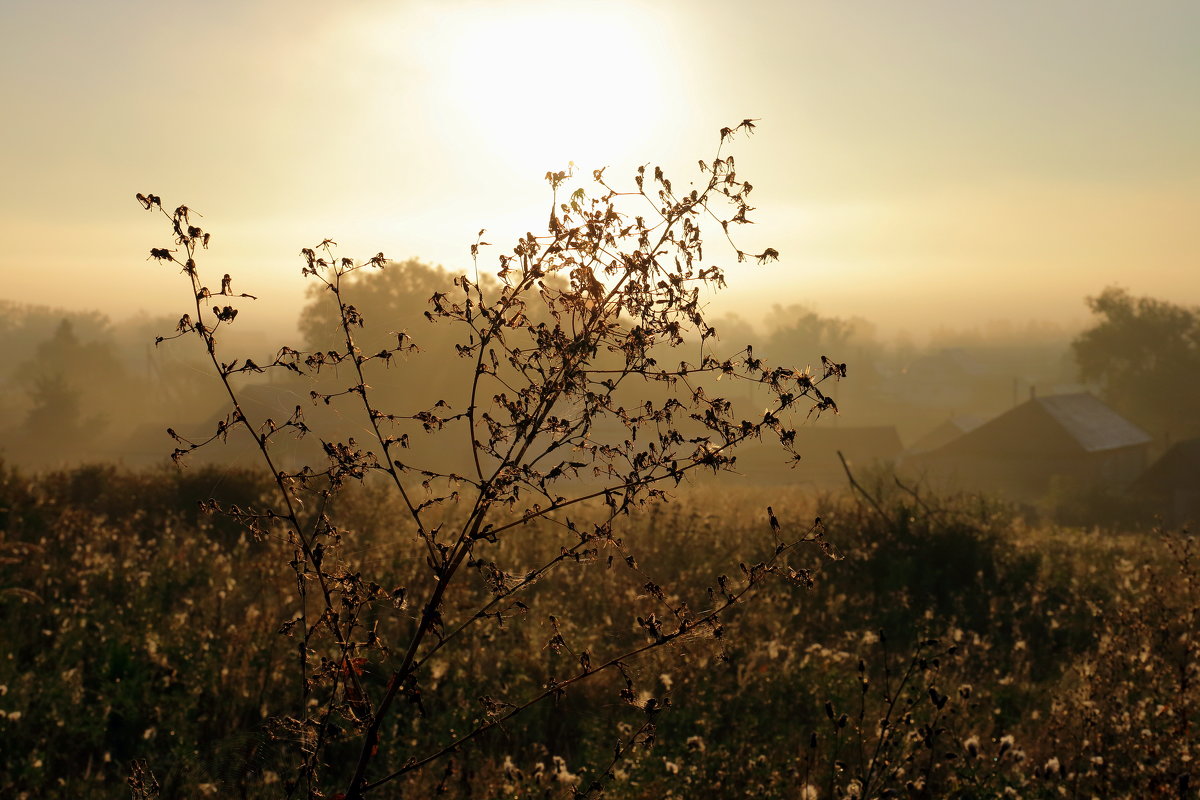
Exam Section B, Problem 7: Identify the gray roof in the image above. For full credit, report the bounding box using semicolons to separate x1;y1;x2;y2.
1034;393;1152;452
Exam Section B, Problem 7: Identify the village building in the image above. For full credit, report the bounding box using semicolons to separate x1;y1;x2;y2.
904;414;986;456
1129;438;1200;526
905;392;1152;501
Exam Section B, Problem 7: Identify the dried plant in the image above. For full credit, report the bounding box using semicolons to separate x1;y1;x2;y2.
137;122;846;798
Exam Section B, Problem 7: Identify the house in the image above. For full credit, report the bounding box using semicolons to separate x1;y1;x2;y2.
905;414;986;456
906;393;1152;501
1129;438;1200;525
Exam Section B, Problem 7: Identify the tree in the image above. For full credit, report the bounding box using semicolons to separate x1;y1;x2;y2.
762;304;857;359
296;259;497;475
6;319;127;463
298;258;465;361
138;122;846;798
1072;287;1200;440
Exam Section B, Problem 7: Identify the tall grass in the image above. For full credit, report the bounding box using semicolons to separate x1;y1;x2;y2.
3;462;1192;798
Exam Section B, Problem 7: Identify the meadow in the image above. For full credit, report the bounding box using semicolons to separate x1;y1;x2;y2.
4;1;1199;796
1;461;1193;799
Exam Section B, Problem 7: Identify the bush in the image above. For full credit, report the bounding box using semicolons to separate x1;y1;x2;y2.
134;123;850;798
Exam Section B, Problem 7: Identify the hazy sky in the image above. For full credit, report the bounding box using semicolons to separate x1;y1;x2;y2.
2;0;1197;337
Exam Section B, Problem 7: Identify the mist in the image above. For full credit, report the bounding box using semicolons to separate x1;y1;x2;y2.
6;3;1200;795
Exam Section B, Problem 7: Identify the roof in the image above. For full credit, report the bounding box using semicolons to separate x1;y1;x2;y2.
1033;393;1152;452
906;414;986;455
915;392;1151;461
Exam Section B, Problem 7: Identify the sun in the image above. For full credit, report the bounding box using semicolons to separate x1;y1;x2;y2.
430;2;671;175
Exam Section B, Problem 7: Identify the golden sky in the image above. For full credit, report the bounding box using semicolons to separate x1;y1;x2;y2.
2;0;1197;336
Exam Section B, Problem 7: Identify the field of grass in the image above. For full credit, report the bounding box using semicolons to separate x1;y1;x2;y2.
1;462;1195;798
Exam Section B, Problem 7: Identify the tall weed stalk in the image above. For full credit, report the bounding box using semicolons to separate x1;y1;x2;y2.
137;123;844;798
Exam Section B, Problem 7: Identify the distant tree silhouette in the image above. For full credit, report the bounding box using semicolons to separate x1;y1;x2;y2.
0;301;110;350
298;259;480;427
6;320;125;461
22;374;91;454
762;304;857;361
1072;286;1200;441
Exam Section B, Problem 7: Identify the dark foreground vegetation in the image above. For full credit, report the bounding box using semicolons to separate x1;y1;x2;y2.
1;461;1194;799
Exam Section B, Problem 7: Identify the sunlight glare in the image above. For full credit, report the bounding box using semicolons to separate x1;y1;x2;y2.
431;3;670;175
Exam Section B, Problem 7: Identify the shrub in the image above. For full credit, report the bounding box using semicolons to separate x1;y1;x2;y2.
135;122;847;798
